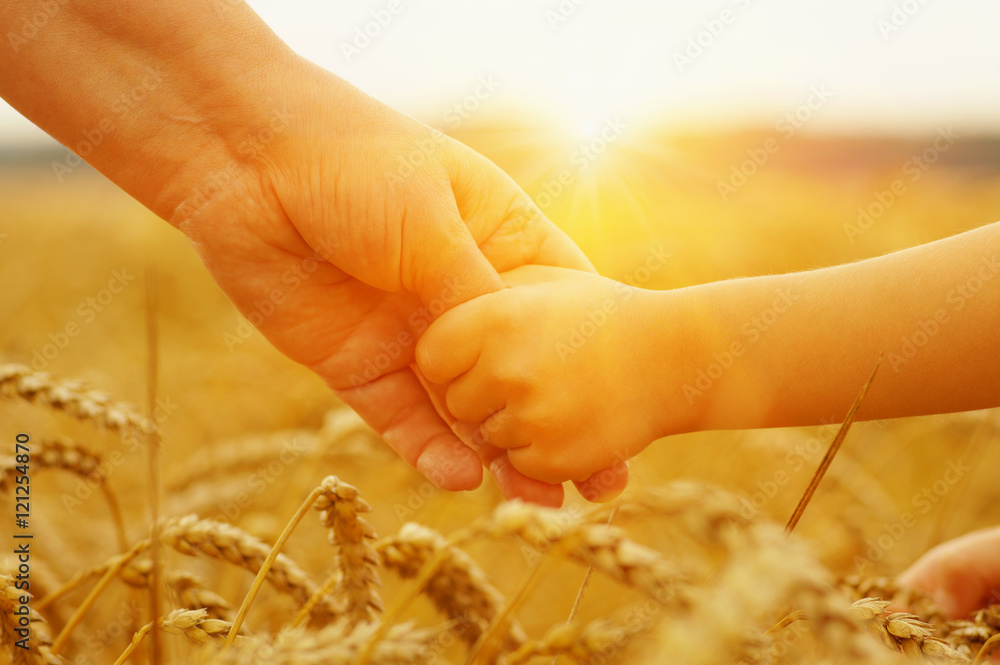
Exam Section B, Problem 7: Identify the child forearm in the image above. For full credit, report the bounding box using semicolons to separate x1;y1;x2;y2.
645;221;1000;433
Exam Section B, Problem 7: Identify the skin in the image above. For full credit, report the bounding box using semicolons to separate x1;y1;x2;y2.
0;0;627;505
897;527;1000;619
417;222;1000;484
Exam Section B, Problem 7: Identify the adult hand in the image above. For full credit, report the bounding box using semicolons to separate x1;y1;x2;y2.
0;0;628;504
897;527;1000;618
175;61;628;505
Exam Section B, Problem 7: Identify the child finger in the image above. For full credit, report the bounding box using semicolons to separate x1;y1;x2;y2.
415;294;496;383
445;367;506;424
507;445;579;485
573;462;630;503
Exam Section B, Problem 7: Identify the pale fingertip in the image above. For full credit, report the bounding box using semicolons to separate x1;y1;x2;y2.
416;441;484;491
488;455;565;508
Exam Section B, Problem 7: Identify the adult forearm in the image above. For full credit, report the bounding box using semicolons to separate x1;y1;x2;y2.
0;0;304;219
652;221;1000;432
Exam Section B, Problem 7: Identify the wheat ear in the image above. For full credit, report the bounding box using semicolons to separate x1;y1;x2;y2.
112;608;232;665
850;597;969;662
313;476;383;625
378;522;526;653
121;559;234;622
0;437;128;552
0;364;150;439
160;514;340;624
0;573;66;665
360;498;682;665
473;500;682;600
841;575;946;625
944;605;1000;661
500;609;656;665
167;408;377;494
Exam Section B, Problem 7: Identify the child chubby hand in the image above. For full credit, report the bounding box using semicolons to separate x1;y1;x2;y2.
415;265;688;485
418;222;1000;491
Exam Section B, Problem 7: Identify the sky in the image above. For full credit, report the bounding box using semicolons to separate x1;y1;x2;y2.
2;0;999;146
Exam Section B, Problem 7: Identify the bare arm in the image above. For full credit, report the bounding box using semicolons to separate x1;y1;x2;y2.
654;221;1000;433
1;0;622;504
0;0;296;217
417;222;999;484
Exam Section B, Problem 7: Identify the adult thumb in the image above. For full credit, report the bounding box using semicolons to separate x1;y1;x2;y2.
408;211;506;312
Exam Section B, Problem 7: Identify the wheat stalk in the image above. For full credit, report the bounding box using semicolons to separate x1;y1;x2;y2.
580;483;895;664
361;496;683;664
312;476;383;626
0;437;128;552
786;357;880;534
0;364;151;439
170;572;235;623
36;541;154;613
204;621;438;664
943;605;1000;661
166;409;378;495
0;573;66;665
499;609;656;665
121;559;234;622
112;608;232;665
160;514;341;624
472;500;683;600
51;540;149;654
378;522;526;653
220;478;361;649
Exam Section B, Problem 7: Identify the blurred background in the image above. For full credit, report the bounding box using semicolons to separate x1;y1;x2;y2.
2;2;1000;657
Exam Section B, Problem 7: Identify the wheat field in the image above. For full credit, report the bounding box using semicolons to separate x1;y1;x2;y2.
1;121;999;664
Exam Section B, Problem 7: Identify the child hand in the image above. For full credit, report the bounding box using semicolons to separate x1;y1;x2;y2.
416;265;672;486
897;527;1000;618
